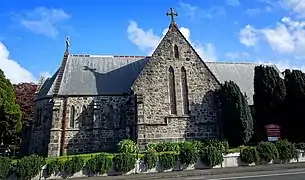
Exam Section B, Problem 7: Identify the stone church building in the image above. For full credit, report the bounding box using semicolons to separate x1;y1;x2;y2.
29;9;278;156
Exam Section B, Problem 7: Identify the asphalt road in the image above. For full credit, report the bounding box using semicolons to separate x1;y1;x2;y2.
76;167;305;180
166;168;305;180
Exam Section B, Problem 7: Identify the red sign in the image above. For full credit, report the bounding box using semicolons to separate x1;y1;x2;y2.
265;124;281;141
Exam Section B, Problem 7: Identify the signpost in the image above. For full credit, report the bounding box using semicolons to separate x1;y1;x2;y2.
265;124;281;142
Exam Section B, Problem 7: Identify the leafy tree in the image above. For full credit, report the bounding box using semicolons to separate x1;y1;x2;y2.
0;69;22;145
283;69;305;142
14;82;37;155
13;83;37;126
253;65;286;141
217;81;254;147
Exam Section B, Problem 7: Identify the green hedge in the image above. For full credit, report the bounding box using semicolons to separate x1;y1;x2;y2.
179;141;199;165
256;141;279;163
199;146;223;167
240;147;260;164
3;139;305;179
159;152;178;169
276;140;298;163
141;149;158;169
85;153;112;175
113;153;136;173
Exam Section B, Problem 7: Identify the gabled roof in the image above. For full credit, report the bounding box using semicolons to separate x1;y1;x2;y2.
36;54;275;104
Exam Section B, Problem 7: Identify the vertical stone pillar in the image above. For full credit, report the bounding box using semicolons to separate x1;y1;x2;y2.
48;98;62;156
135;94;146;150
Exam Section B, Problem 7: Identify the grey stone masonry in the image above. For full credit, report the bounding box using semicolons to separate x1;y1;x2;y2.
30;98;54;156
45;95;136;156
132;24;221;149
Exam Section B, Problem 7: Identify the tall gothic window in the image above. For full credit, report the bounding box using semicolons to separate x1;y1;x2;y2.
169;66;177;114
181;67;190;114
174;44;179;58
70;105;75;128
35;109;42;127
81;105;87;127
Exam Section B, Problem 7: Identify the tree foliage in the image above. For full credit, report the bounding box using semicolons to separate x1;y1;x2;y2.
217;81;254;147
13;83;37;125
0;69;22;145
253;65;286;141
283;69;305;142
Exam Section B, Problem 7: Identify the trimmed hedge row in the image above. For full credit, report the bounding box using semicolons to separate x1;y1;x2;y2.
240;140;299;164
0;139;302;179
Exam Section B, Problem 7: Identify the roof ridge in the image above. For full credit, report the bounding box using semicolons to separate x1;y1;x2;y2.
69;54;150;58
205;61;260;65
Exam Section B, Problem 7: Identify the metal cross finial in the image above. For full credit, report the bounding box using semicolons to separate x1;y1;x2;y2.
65;36;70;52
166;8;178;23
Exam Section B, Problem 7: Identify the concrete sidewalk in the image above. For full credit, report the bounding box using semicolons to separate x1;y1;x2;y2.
73;162;305;180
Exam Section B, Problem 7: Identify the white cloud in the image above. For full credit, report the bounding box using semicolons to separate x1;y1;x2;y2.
178;2;226;19
280;0;305;18
127;21;160;53
178;2;199;20
226;0;241;6
20;7;70;38
39;71;51;78
225;52;250;60
127;21;217;61
239;17;305;57
257;58;305;72
0;42;36;84
239;25;260;46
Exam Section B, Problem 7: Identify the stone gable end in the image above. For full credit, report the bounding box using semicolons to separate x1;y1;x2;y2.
132;24;221;147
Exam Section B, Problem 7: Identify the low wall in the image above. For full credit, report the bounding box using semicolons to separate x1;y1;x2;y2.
9;150;305;180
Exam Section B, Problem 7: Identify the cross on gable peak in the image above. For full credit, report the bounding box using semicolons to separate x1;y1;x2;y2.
166;8;178;24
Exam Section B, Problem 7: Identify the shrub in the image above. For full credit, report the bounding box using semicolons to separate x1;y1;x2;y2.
295;142;305;150
151;142;181;152
117;139;138;153
85;153;112;175
276;139;298;163
240;147;260;164
16;155;45;180
0;157;12;179
141;149;158;169
256;141;278;163
113;153;136;173
159;152;178;169
179;141;199;165
63;156;84;175
46;158;63;176
201;139;229;154
199;146;223;167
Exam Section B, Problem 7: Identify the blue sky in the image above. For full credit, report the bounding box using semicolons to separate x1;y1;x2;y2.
0;0;305;83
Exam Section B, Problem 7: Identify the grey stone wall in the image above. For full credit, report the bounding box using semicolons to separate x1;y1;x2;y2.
132;24;221;149
30;98;54;156
47;95;136;156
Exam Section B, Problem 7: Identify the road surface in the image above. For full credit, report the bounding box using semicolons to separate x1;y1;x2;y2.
162;168;305;180
77;168;305;180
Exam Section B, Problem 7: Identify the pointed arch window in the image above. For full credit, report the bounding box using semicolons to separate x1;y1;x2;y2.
81;105;87;127
181;67;190;114
70;105;75;128
169;66;177;114
174;44;179;59
35;108;42;127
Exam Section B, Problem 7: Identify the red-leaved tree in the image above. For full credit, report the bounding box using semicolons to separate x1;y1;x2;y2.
13;83;37;126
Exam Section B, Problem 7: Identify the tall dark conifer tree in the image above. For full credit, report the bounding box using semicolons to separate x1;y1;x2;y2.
253;65;286;141
217;81;254;147
284;69;305;142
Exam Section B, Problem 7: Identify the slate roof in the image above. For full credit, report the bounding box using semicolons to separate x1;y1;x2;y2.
36;54;281;105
